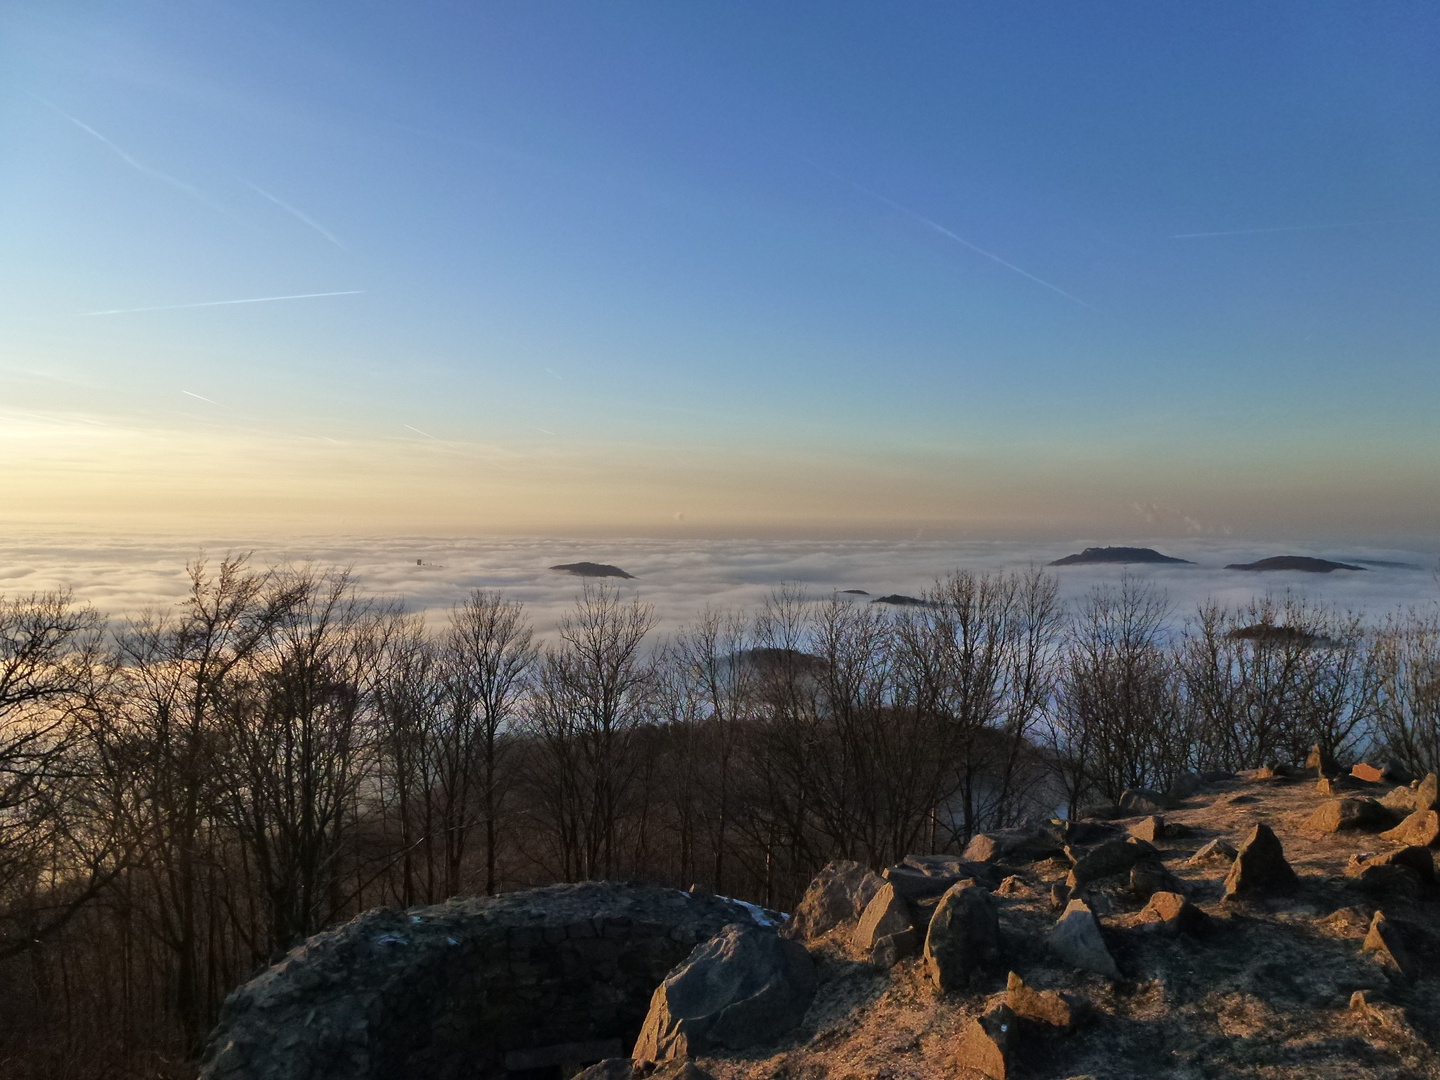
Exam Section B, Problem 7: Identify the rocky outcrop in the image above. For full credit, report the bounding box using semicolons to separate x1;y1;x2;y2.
1380;809;1440;847
1005;972;1084;1031
633;923;817;1061
1223;824;1300;900
785;860;883;941
1047;899;1119;979
922;881;1000;992
1303;798;1398;834
954;1003;1016;1079
198;883;762;1080
852;883;919;966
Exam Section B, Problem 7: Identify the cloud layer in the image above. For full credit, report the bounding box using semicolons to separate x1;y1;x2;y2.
1;530;1432;640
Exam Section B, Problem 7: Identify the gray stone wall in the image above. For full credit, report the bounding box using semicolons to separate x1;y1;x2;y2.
199;883;760;1080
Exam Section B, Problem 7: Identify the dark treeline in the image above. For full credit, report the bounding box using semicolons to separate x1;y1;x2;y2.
1;557;1437;1077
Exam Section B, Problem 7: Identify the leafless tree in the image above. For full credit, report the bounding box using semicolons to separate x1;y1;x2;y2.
1371;609;1440;775
522;583;655;881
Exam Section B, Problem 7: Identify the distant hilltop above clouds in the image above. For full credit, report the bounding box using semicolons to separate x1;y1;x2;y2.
1225;556;1367;573
548;561;636;579
1048;546;1194;566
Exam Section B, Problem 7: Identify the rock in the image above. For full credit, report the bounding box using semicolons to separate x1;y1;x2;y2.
1201;770;1238;782
1119;788;1170;814
1047;899;1120;979
1049;882;1071;911
853;883;919;966
1306;744;1336;777
1302;798;1398;834
1362;910;1415;980
1076;802;1124;821
1128;815;1165;843
1222;824;1300;901
1005;971;1083;1031
1227;793;1260;805
575;1061;642;1080
1066;838;1153;887
923;881;1001;992
649;1064;717;1080
195;882;764;1080
1418;772;1439;811
785;860;884;941
902;853;970;877
1347;845;1434;885
961;828;1062;865
883;865;968;904
1187;838;1237;866
1382;776;1439;815
1135;891;1210;936
633;923;817;1060
996;875;1029;897
1379;809;1440;848
1353;761;1414;785
954;1003;1016;1079
1129;860;1185;900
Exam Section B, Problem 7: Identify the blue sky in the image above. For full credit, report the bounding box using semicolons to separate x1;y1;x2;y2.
2;3;1437;539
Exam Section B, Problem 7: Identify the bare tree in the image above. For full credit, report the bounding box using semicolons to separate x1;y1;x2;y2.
441;591;535;895
1371;609;1440;775
523;583;655;881
220;568;374;954
0;591;116;959
1051;575;1187;810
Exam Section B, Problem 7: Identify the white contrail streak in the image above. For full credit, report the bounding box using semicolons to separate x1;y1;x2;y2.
850;180;1096;311
243;180;348;249
73;290;365;316
1173;215;1440;239
34;96;229;215
403;425;435;439
180;390;217;404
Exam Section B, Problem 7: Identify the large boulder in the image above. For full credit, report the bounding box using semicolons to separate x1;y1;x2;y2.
785;860;884;941
1223;824;1300;901
954;1003;1015;1080
852;882;919;966
1005;972;1084;1031
1066;838;1154;887
1303;798;1398;834
198;883;762;1080
1362;910;1416;980
922;881;1001;992
633;923;817;1061
1047;899;1119;979
1134;891;1210;936
1380;809;1440;848
962;827;1062;865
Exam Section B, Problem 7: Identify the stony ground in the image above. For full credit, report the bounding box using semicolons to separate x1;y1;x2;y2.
693;774;1440;1080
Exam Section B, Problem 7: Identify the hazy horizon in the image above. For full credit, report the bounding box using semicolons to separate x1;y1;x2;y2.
3;528;1433;638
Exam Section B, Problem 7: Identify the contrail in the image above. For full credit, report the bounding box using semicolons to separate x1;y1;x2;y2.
1173;215;1440;239
847;178;1096;311
73;290;365;316
403;424;435;439
243;180;348;249
34;96;229;215
181;390;217;404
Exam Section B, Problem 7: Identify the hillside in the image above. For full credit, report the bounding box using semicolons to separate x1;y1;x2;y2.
205;768;1440;1080
1226;557;1367;573
1049;547;1193;566
549;562;637;579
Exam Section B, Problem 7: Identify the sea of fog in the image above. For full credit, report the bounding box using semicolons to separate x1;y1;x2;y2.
0;531;1434;638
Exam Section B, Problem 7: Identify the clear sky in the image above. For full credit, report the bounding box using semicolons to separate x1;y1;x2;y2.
2;3;1437;540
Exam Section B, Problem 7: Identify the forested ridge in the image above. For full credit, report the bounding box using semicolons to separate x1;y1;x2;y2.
1;557;1436;1077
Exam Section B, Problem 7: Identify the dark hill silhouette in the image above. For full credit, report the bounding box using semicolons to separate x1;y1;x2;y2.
548;561;635;579
1226;624;1328;646
1049;546;1192;566
1225;556;1365;573
840;589;870;595
870;594;933;607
